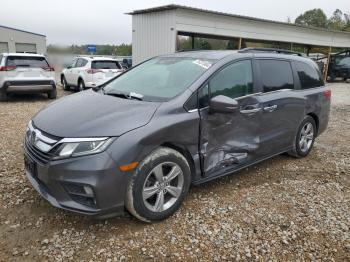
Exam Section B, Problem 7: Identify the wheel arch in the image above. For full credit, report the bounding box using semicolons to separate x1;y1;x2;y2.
307;112;319;136
160;142;196;181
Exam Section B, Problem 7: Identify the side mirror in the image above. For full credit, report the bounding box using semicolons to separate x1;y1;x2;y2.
210;95;238;114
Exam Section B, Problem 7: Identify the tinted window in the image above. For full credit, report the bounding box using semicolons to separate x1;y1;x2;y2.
6;56;49;68
259;60;294;92
295;61;324;89
92;60;121;69
103;57;216;102
209;60;253;99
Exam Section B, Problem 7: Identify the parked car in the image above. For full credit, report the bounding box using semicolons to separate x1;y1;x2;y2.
328;55;350;82
61;56;124;91
122;58;132;68
0;53;56;101
24;48;330;221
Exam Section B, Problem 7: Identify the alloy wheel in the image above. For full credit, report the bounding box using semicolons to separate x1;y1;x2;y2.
142;162;184;213
299;122;314;153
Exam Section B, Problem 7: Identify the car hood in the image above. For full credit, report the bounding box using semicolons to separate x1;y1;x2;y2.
32;90;161;137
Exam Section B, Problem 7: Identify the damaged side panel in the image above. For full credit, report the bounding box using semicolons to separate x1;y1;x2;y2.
199;96;262;177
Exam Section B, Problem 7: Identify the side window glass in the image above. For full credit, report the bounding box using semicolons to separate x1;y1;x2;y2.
295;61;324;89
76;58;83;68
80;59;88;67
71;59;78;68
259;60;294;92
198;84;209;108
209;60;253;99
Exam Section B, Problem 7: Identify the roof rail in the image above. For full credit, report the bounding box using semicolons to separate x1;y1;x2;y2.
239;48;304;56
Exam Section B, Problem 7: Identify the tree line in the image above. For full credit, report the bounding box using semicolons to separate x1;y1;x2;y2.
294;8;350;32
47;44;132;56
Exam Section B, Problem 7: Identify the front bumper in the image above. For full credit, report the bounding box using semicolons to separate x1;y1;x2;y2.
2;80;56;94
24;139;129;218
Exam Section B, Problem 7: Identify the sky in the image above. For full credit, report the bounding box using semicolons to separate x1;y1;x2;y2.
0;0;349;45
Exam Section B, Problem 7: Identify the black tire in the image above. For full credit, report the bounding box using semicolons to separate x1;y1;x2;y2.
329;74;335;82
47;88;57;99
78;79;85;92
288;115;316;158
0;90;8;101
125;147;191;222
61;75;70;91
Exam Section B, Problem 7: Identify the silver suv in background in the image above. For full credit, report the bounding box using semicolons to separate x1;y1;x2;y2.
61;56;124;91
0;53;56;101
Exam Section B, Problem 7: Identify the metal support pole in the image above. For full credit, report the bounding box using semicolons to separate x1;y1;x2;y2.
191;33;195;50
324;46;332;82
238;38;242;49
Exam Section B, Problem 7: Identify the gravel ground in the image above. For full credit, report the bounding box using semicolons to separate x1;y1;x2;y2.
0;84;349;261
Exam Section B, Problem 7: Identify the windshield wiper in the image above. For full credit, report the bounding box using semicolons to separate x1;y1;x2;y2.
105;91;143;101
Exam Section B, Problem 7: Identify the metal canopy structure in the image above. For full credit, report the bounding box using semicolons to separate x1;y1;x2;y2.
128;4;350;69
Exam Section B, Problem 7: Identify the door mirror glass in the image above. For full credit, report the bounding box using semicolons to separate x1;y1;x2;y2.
210;95;238;113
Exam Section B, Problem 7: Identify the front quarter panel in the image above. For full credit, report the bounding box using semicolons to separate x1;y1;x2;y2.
107;96;200;184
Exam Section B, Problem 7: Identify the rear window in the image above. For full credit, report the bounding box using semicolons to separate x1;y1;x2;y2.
258;60;294;92
92;60;121;69
295;61;324;89
6;56;49;68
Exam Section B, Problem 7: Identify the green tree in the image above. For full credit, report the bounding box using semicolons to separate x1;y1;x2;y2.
115;44;132;56
295;8;328;28
328;9;346;30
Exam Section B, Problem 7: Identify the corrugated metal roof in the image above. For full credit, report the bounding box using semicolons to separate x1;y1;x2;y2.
127;4;350;35
0;25;46;37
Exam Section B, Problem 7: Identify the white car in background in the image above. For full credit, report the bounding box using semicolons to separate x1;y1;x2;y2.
61;57;124;91
0;53;56;101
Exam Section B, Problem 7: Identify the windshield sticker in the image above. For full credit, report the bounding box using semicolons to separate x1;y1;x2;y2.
192;60;212;69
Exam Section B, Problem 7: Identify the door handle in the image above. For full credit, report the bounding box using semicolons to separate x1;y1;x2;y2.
240;108;262;114
263;105;278;112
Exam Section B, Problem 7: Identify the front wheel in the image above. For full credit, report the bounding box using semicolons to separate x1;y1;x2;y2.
62;76;70;91
288;116;316;158
125;147;191;222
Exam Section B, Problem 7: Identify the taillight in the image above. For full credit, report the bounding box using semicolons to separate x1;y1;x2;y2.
323;90;331;99
86;69;102;74
0;66;17;71
42;66;55;71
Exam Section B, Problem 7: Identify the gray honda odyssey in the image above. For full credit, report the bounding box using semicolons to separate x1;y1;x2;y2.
24;48;331;222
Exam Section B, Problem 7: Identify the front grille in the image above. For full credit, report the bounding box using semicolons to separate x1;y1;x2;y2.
24;123;61;165
24;137;51;164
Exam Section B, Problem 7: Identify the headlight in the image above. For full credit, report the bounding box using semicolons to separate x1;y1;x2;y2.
52;137;113;159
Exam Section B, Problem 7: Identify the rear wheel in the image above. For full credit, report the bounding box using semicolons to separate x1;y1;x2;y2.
47;88;57;99
288;116;316;158
125;147;191;222
61;75;70;91
0;90;8;101
78;79;85;92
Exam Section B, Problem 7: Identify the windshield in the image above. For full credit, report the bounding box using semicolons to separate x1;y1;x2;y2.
337;57;350;67
103;57;215;101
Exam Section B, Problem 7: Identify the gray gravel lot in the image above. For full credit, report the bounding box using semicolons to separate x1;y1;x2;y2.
0;83;349;261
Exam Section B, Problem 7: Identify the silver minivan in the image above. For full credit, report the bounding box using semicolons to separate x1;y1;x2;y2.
0;53;56;101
